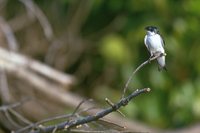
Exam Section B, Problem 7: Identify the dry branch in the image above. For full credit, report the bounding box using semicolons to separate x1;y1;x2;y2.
0;17;19;51
15;88;150;133
19;0;54;40
0;47;75;87
0;99;32;130
122;53;166;98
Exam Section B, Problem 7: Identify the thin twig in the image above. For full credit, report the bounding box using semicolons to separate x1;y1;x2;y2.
105;98;125;117
0;99;31;129
4;110;22;128
8;108;32;125
0;68;12;103
97;118;126;130
122;53;165;98
77;107;98;115
0;98;29;111
0;17;19;51
72;99;93;115
19;0;54;40
15;99;94;133
14;114;74;133
22;88;150;133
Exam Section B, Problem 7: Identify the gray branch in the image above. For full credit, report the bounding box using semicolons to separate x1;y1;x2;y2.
15;88;150;133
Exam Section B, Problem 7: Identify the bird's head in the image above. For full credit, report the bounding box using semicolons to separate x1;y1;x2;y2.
145;26;159;35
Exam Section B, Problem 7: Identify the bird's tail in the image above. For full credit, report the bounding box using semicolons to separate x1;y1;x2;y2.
157;55;166;72
158;66;167;71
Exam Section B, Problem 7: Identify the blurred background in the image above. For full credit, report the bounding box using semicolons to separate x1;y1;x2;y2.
0;0;200;132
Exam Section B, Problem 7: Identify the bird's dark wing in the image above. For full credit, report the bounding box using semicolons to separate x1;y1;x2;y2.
144;36;150;51
158;32;165;47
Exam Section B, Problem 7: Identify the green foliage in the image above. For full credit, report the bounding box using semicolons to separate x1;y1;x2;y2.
100;34;131;64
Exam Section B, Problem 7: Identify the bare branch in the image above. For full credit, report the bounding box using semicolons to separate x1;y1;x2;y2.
14;99;93;133
0;68;12;103
0;17;19;51
105;98;125;118
122;53;166;98
97;118;126;131
8;13;36;32
4;110;22;128
0;47;75;87
0;98;29;111
19;0;54;40
8;109;32;125
72;99;93;115
0;99;30;129
66;0;93;35
14;114;73;133
15;88;150;133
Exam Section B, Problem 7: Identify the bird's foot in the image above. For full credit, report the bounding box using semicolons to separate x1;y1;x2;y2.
160;53;167;57
148;55;154;63
148;59;151;63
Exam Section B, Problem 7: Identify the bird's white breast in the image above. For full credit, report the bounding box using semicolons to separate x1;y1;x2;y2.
145;34;164;53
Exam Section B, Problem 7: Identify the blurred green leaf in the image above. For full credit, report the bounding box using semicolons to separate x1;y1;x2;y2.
184;1;200;15
149;68;166;89
138;94;166;127
100;34;131;64
169;82;194;108
192;96;200;118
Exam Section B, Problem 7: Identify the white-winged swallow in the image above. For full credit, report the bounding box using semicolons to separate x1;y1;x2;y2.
144;26;167;71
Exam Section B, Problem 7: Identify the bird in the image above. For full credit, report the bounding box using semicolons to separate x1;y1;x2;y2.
144;26;167;71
